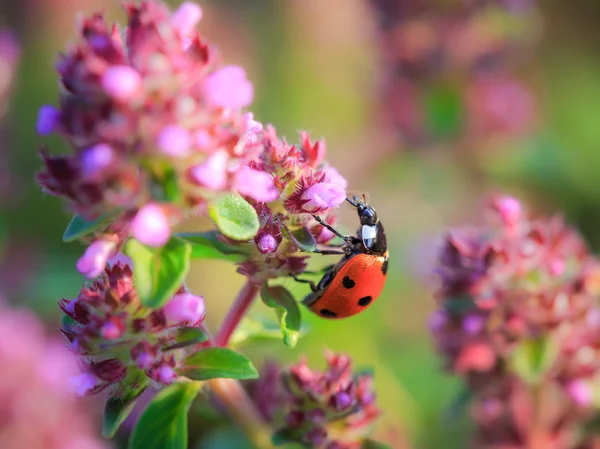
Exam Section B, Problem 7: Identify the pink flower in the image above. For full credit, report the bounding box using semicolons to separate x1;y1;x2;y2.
322;166;348;190
157;365;177;384
76;239;117;279
233;166;279;202
491;195;522;230
101;65;142;101
170;2;203;37
79;143;114;180
190;149;229;190
69;373;101;397
202;65;254;110
163;292;205;326
156;124;192;158
36;105;59;135
131;203;171;247
301;182;346;213
256;232;278;254
565;380;593;407
108;252;132;268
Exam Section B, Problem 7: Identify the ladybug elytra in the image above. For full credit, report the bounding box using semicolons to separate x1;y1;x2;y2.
294;196;389;319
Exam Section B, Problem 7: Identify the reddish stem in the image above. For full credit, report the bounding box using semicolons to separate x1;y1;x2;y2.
215;280;261;347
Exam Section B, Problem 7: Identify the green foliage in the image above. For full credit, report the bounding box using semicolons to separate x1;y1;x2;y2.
62;211;119;242
510;337;559;385
208;194;259;241
281;225;318;252
179;347;259;381
125;237;191;308
103;384;149;438
176;231;250;262
230;318;301;348
260;284;302;348
362;440;393;449
129;382;201;449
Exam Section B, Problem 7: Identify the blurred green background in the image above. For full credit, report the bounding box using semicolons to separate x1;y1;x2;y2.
3;0;600;447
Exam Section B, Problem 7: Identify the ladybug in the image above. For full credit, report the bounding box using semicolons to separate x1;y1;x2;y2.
293;196;389;319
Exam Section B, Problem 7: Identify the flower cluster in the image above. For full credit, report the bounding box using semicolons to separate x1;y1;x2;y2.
250;352;379;448
368;0;539;146
37;0;347;282
430;195;600;448
0;301;110;449
61;256;206;395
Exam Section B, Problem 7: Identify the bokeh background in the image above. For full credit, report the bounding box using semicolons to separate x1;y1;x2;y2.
2;0;600;447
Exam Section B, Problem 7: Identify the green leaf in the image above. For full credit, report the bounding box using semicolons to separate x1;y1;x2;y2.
271;428;296;446
63;211;119;242
125;237;191;308
128;382;201;449
510;337;559;385
281;225;318;252
103;385;148;438
230;318;303;348
165;327;209;350
362;439;393;449
424;83;464;138
260;285;302;348
179;347;258;381
176;231;249;262
208;194;259;241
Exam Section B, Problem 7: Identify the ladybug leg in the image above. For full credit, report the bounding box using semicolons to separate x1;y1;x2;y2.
313;247;346;256
290;274;319;292
312;215;360;245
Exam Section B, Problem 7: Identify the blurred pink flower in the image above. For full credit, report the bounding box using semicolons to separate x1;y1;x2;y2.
202;65;254;110
76;239;117;278
130;203;171;247
163;292;205;326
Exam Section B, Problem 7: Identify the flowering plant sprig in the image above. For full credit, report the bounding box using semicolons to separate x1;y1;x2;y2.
37;1;383;448
431;195;600;448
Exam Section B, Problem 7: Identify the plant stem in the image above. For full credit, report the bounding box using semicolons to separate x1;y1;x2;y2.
214;279;261;347
208;279;273;449
208;378;276;449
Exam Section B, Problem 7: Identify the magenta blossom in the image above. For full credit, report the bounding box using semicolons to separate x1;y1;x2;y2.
163;292;205;326
130;203;171;247
76;239;117;278
202;65;254;111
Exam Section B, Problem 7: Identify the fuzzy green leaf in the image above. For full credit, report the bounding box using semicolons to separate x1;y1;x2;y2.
260;285;301;348
63;211;119;242
281;225;318;252
103;385;148;438
510;337;559;385
125;237;191;308
179;347;258;381
176;231;249;262
208;194;259;241
128;382;201;449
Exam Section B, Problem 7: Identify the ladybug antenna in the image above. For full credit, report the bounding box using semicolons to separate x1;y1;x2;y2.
346;197;359;207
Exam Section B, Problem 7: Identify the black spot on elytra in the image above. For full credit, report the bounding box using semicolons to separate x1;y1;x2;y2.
358;296;372;307
342;276;355;289
320;308;337;317
381;258;389;275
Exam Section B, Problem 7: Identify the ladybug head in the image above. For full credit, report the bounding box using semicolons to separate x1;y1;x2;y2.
347;196;378;226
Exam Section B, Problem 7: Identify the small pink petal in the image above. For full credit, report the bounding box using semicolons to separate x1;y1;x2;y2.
202;65;254;110
233;167;278;202
156;125;192;157
108;252;133;268
194;129;212;151
163;292;205;326
69;373;101;397
190;150;229;190
101;65;142;101
301;182;346;212
131;203;171;247
171;2;203;36
157;365;177;384
322;166;348;190
566;380;593;407
76;240;117;279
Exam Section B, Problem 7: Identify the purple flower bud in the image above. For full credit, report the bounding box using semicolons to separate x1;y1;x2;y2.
565;380;593;407
131;203;171;247
76;240;117;279
157;365;177;385
202;65;254;110
233;167;279;202
256;232;278;254
462;314;485;335
493;195;522;229
190;149;229;190
36;105;59;135
301;182;345;213
305;408;326;424
171;2;203;36
100;320;123;340
135;352;154;370
69;373;101;397
80;143;114;180
330;391;354;411
108;252;133;268
304;427;327;446
163;292;205;326
101;65;142;101
156;125;192;158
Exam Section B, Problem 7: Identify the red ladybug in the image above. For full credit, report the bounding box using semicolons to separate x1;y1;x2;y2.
294;196;389;319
